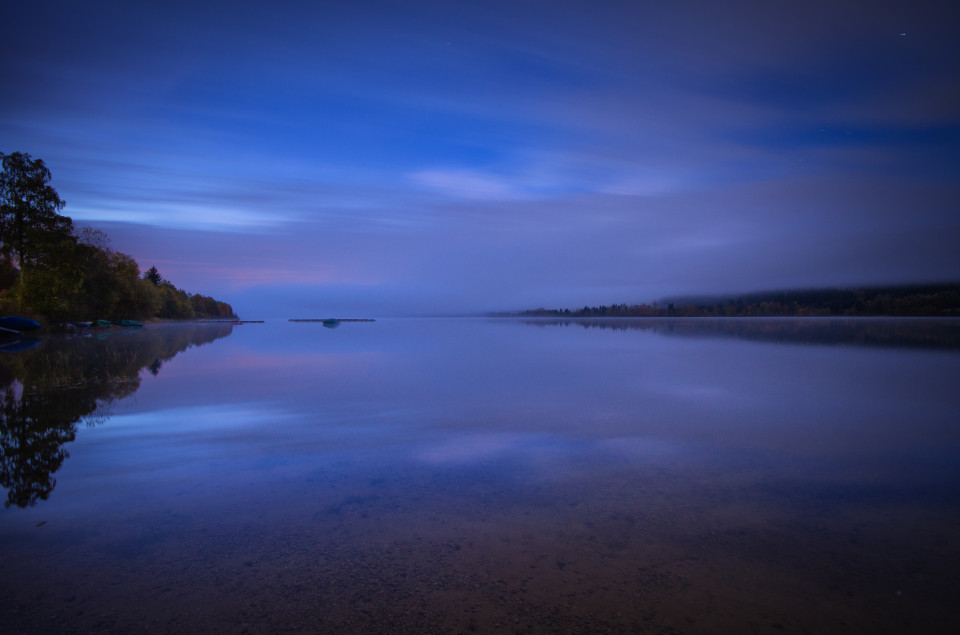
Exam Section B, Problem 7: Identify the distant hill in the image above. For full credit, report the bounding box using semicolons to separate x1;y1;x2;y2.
519;283;960;318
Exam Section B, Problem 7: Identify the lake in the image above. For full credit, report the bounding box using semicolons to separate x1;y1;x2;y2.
2;318;959;633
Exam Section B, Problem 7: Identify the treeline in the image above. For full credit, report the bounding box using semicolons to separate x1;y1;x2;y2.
522;283;960;318
0;151;235;324
143;266;235;321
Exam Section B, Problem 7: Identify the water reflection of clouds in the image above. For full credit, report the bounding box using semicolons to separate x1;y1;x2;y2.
60;319;960;493
94;404;295;438
416;432;565;465
185;350;385;373
413;431;685;469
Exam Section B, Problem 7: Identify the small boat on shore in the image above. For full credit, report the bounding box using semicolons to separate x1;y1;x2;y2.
0;316;42;333
112;320;144;327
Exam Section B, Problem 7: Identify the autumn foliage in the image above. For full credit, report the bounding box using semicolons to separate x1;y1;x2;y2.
0;151;235;323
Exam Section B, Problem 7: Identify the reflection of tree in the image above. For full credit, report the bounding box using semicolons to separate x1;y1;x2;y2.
1;382;82;507
0;323;234;507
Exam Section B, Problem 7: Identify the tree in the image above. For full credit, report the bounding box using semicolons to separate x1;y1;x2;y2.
77;225;111;250
144;266;163;286
0;152;72;270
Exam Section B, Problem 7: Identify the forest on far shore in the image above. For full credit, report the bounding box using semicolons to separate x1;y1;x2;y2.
520;283;960;318
1;151;235;324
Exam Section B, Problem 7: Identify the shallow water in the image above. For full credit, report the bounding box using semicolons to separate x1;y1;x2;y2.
2;318;959;633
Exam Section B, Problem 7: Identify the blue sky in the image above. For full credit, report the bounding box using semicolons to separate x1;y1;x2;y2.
3;0;958;317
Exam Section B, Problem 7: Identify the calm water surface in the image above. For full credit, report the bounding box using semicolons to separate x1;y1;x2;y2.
2;318;959;633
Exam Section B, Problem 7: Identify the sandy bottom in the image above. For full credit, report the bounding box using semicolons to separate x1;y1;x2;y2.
2;456;959;634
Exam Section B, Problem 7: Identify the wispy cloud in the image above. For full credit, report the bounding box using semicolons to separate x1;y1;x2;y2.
410;169;533;201
70;203;290;232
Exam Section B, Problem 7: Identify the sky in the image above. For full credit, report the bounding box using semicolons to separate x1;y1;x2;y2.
2;0;958;318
